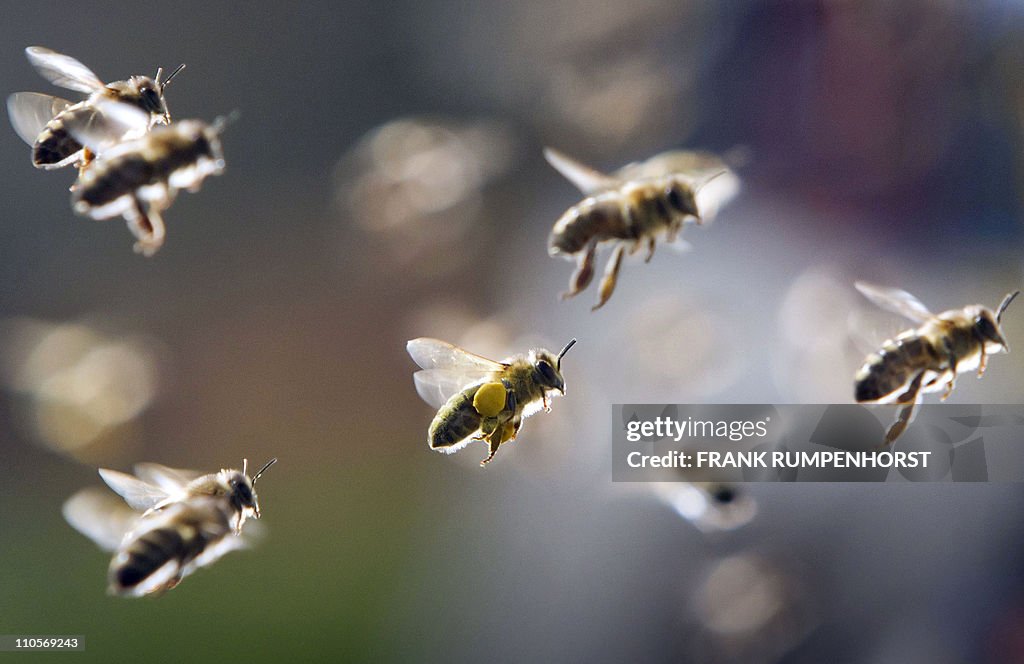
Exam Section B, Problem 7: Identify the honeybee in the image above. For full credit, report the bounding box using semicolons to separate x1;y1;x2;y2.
7;46;183;174
65;99;228;255
545;147;739;310
62;458;275;597
854;282;1019;445
407;337;576;466
654;482;758;533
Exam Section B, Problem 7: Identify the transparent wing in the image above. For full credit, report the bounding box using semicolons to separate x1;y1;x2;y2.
62;487;136;552
7;92;72;146
98;468;172;512
413;368;493;409
132;463;202;493
855;282;933;323
543;147;622;194
25;46;104;94
614;150;729;181
63;98;149;154
406;338;504;372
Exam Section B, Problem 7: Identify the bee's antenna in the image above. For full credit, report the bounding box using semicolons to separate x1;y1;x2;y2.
160;63;186;90
252;458;278;484
154;67;163;85
997;291;1021;324
556;338;577;369
242;458;248;476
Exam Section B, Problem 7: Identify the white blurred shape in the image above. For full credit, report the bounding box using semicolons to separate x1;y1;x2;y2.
0;318;160;456
773;266;873;403
690;554;815;662
334;117;518;278
608;294;742;400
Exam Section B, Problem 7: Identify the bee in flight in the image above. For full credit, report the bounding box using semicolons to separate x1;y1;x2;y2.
64;98;229;255
654;482;758;533
7;46;184;176
407;337;576;466
854;282;1019;445
545;147;740;310
63;458;276;597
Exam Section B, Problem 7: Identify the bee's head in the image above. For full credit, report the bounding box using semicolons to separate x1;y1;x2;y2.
223;458;276;528
973;291;1018;353
132;64;184;124
665;178;700;219
532;338;577;395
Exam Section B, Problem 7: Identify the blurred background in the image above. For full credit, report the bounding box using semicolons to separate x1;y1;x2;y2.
2;1;1024;661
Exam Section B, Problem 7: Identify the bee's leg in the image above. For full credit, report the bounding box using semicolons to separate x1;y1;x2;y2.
978;346;988;378
884;372;925;446
479;416;524;466
125;198;166;257
645;236;656;263
69;148;96;191
593;243;625;311
480;440;500;466
561;239;598;300
666;219;682;243
942;347;958;401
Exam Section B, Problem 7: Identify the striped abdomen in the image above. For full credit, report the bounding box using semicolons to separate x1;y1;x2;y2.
428;384;484;449
109;500;230;596
549;196;631;255
549;184;682;255
74;125;214;211
32;104;89;168
854;334;940;403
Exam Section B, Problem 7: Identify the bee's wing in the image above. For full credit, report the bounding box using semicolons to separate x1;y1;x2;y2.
855;282;933;323
407;338;504;408
543;147;623;194
413;369;493;409
132;463;202;493
406;338;505;372
62;487;136;552
63;98;149;154
614;151;719;180
97;468;173;512
25;46;105;94
6;92;72;146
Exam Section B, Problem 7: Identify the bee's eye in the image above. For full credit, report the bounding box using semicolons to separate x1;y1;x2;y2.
537;360;556;383
666;184;687;212
141;87;162;113
976;315;1000;341
235;482;255;506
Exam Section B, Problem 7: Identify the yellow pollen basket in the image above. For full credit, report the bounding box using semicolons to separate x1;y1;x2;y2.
473;382;507;417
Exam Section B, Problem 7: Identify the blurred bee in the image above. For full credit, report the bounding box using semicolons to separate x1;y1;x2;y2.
854;282;1019;445
7;46;183;175
654;482;758;533
407;337;576;466
545;147;740;310
64;99;228;255
63;458;276;597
